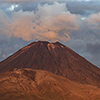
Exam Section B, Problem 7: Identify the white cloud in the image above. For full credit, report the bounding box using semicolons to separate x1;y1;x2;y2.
7;4;19;11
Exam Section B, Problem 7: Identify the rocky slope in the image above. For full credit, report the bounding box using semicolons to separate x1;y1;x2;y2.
0;68;100;100
0;41;100;87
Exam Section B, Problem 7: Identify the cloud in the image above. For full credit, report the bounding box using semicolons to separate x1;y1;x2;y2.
85;12;100;39
86;43;100;66
87;12;100;27
1;1;100;16
0;0;96;3
0;10;11;35
66;1;100;16
0;2;80;42
0;33;29;61
0;0;33;3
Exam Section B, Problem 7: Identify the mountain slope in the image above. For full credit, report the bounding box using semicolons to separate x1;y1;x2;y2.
0;41;100;87
0;68;100;100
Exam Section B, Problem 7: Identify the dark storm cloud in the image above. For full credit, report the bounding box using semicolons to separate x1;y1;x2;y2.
85;43;100;66
1;1;100;16
0;34;29;61
0;4;9;10
86;43;100;55
14;2;38;12
66;1;100;16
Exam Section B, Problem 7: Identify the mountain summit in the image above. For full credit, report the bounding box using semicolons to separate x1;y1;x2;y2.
0;41;100;87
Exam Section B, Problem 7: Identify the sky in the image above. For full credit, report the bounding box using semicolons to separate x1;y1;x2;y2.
0;0;100;68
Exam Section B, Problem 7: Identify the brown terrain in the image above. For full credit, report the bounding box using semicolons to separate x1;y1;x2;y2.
0;41;100;88
0;68;100;100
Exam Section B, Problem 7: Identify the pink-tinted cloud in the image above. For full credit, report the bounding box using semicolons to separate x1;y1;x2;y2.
87;12;100;27
0;2;80;42
85;12;100;37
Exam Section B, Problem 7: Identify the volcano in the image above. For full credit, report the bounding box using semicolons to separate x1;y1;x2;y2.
0;41;100;87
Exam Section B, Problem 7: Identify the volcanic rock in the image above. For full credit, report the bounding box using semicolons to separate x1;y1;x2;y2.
0;68;100;100
0;41;100;87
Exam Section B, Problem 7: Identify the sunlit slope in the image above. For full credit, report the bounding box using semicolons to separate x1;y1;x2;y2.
0;68;100;100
